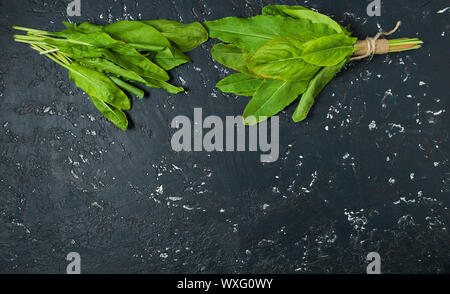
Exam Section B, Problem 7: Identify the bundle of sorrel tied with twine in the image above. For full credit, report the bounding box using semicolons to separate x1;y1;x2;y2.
352;21;423;60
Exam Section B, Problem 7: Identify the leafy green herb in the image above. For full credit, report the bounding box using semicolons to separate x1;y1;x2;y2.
143;78;185;94
211;44;255;76
13;19;208;130
204;15;335;54
68;63;131;110
216;73;264;96
292;59;347;122
243;80;308;125
143;20;208;52
78;57;147;84
109;76;145;99
207;4;423;124
103;21;173;52
13;6;423;130
90;96;128;131
262;5;346;34
153;47;190;71
301;34;357;66
246;34;322;81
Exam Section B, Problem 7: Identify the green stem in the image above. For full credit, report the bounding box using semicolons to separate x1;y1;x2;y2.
55;51;72;65
14;33;93;47
389;45;422;53
14;39;49;46
14;35;46;42
13;26;52;36
388;38;423;53
110;76;145;98
40;48;60;54
30;44;70;70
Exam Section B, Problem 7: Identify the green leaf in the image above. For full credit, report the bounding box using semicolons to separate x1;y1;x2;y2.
243;79;309;125
53;31;170;81
78;57;147;84
263;5;344;34
109;76;144;98
262;5;309;16
302;34;357;66
153;47;190;71
204;15;335;54
43;35;106;59
103;50;169;82
90;96;128;131
68;63;131;110
246;34;322;81
54;31;123;48
108;42;169;81
284;10;344;34
216;73;263;96
144;78;184;94
103;21;172;52
143;20;208;52
52;43;105;59
211;43;255;76
63;21;103;34
292;59;347;122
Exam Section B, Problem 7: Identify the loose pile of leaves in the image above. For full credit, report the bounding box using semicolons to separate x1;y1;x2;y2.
205;5;422;125
14;20;208;130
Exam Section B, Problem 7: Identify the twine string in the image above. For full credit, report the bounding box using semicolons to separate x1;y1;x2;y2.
351;21;402;60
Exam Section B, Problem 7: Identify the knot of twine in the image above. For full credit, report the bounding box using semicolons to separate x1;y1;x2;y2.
351;21;402;60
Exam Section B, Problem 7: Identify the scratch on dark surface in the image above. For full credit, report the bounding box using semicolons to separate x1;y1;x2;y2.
421;0;434;8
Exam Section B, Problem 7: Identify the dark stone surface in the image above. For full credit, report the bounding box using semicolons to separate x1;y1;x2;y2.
0;0;448;274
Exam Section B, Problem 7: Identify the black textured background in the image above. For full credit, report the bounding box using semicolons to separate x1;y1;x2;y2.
0;0;449;274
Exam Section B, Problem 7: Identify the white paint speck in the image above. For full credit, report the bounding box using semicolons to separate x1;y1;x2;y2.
381;89;393;108
178;76;187;86
426;110;444;116
437;7;450;14
91;202;104;210
70;170;79;179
